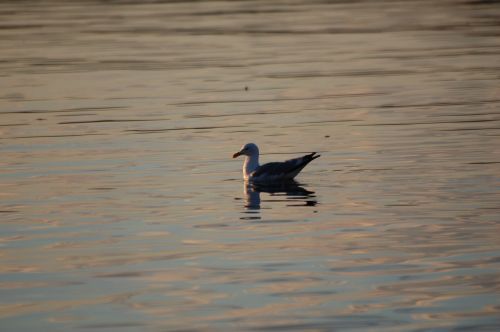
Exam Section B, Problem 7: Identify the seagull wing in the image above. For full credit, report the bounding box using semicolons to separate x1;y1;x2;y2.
252;152;320;179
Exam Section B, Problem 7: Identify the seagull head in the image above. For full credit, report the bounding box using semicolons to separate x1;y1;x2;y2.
233;143;259;158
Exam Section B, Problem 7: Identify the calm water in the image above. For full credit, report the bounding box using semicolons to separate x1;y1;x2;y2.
1;0;500;331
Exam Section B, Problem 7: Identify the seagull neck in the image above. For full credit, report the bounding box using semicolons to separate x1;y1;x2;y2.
243;154;259;178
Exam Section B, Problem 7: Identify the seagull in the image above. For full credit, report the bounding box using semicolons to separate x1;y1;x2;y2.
232;143;320;183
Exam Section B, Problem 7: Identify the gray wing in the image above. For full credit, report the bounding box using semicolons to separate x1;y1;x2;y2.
252;152;320;178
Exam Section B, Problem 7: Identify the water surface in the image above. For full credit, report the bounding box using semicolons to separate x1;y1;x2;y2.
1;0;500;331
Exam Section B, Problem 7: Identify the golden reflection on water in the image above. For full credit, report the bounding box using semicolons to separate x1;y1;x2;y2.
1;0;500;331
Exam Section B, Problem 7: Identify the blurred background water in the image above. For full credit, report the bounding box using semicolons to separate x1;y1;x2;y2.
1;0;500;331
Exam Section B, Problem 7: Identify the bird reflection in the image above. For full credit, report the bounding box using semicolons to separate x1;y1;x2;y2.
243;180;317;210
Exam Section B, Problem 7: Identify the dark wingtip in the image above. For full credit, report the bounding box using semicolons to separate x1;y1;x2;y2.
305;152;320;162
309;152;320;159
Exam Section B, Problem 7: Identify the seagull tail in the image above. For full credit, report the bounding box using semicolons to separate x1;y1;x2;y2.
307;152;321;161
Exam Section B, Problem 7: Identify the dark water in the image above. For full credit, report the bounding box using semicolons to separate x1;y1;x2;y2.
1;0;500;331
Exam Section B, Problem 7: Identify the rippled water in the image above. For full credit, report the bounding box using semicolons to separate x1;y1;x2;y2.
1;0;500;331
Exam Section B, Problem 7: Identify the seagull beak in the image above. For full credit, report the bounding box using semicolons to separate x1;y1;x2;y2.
233;151;242;158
